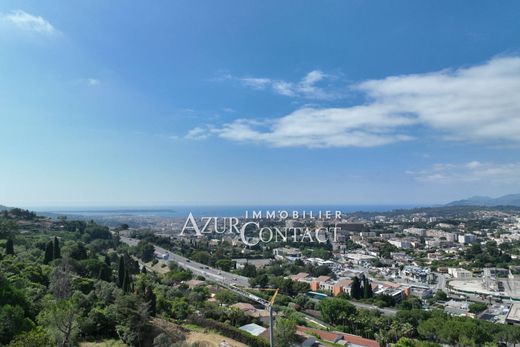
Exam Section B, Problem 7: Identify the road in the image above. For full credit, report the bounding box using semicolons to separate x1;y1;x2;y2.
435;273;447;291
119;236;250;287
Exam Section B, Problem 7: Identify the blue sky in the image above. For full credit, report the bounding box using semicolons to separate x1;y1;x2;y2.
1;1;520;207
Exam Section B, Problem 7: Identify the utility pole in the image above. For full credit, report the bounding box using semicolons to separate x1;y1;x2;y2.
268;305;274;347
218;282;279;347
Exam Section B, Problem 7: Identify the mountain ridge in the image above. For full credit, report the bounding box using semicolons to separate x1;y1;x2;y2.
447;194;520;207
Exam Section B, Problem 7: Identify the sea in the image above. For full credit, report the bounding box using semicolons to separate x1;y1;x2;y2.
34;204;422;218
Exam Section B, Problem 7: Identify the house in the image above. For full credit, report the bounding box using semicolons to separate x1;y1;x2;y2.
310;276;331;291
290;272;310;282
332;278;352;296
231;303;271;324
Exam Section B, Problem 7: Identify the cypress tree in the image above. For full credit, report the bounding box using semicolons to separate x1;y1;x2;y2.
44;241;54;264
122;270;131;293
350;276;362;299
363;277;373;299
5;238;14;255
118;255;125;288
144;286;156;316
53;236;61;259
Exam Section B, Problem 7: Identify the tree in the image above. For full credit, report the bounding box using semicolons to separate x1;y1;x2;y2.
469;302;488;314
44;241;54;264
399;296;422;310
109;294;149;346
37;296;81;347
393;337;441;347
215;290;236;306
191;251;211;264
363;277;373;299
320;298;357;326
0;304;33;345
135;241;155;263
118;256;126;288
6;327;52;347
5;238;14;255
350;276;362;299
122;269;132;293
49;259;74;300
216;259;233;272
144;286;157;316
242;263;257;277
275;317;297;347
433;290;448;302
53;237;61;260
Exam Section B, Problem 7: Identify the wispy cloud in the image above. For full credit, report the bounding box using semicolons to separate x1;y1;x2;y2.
225;70;339;100
0;10;56;35
86;78;100;86
208;56;520;148
185;127;210;140
407;161;520;184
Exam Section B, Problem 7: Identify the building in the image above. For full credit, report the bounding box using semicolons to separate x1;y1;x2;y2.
507;303;520;325
310;276;332;291
239;323;266;337
483;267;509;279
404;227;426;236
448;268;473;279
458;234;477;244
388;239;412;249
332;278;353;296
273;247;302;260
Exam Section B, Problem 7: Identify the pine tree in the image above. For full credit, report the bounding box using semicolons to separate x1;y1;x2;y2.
53;236;61;259
44;241;54;264
350;276;362;299
5;238;14;255
118;255;125;288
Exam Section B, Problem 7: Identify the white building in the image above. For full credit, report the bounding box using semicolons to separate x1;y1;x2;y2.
389;239;412;249
448;267;472;279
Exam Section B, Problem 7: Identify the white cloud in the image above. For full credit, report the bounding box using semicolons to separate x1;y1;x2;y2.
212;56;520;148
407;161;520;184
240;77;272;89
216;107;415;148
185;127;209;140
1;10;56;35
235;70;337;100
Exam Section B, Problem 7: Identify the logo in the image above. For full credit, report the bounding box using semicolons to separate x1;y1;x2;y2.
180;210;342;246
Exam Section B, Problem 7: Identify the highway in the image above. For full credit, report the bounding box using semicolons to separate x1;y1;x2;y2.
119;236;250;287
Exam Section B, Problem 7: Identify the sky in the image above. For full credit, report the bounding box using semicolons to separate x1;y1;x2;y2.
1;1;520;207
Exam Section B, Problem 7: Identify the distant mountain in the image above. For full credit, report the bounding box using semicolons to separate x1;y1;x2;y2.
447;194;520;207
0;205;8;211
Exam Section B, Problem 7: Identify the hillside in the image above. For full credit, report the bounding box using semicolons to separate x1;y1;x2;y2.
447;194;520;207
